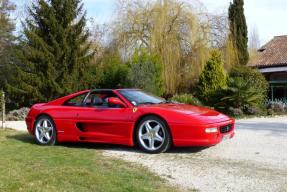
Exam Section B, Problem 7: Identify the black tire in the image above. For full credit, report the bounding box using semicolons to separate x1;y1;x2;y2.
135;116;171;154
34;115;57;145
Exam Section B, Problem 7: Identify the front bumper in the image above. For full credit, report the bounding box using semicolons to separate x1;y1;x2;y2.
171;119;235;147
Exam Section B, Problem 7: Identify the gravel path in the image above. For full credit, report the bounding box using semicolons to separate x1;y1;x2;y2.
0;121;26;131
103;116;287;192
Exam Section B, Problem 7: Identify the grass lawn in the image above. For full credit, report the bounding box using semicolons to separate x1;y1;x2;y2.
0;129;178;192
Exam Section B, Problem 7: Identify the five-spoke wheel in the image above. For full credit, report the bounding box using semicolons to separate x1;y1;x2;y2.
136;116;171;153
34;115;56;145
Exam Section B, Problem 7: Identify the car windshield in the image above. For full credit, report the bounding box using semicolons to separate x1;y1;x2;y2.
119;90;165;106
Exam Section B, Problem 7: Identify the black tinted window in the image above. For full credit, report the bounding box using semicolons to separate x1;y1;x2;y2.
83;91;122;108
63;94;86;106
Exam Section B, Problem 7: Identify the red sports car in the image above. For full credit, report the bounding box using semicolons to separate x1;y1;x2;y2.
25;89;235;153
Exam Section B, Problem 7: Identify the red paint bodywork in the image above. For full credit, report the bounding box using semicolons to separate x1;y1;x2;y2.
25;89;235;147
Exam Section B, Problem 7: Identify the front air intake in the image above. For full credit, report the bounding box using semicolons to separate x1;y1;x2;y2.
220;124;232;133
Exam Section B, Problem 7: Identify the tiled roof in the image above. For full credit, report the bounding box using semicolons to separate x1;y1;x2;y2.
248;35;287;68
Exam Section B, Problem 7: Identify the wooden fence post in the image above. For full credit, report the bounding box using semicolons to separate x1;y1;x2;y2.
1;91;5;129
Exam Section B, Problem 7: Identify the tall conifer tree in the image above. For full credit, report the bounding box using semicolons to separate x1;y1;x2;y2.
0;0;15;88
228;0;249;65
7;0;93;106
196;50;227;104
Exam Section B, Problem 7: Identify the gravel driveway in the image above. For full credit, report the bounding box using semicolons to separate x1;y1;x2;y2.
104;116;287;192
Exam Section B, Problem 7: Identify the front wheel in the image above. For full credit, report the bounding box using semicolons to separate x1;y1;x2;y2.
136;116;171;154
34;115;57;145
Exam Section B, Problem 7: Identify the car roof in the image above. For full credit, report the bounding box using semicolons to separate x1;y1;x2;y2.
90;88;139;92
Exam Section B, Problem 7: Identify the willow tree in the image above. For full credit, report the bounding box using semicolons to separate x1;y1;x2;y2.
223;38;239;71
205;13;237;71
114;0;209;94
248;26;260;63
7;0;94;106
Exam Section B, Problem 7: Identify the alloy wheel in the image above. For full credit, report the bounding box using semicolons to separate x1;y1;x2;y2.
138;120;165;151
35;118;54;144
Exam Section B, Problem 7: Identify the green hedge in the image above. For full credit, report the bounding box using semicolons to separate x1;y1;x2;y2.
171;94;202;106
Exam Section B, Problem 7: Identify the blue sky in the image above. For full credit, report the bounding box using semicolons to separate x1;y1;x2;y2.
12;0;287;45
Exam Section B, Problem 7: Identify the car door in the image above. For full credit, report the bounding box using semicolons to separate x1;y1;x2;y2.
75;91;135;145
48;92;88;140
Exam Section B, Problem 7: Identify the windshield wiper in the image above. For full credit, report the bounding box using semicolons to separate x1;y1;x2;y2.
159;100;173;104
139;101;173;105
138;102;157;105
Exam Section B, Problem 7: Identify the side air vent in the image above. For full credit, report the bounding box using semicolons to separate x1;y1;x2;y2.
76;123;85;132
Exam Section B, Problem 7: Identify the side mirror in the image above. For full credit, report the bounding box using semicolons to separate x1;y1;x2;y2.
107;97;126;107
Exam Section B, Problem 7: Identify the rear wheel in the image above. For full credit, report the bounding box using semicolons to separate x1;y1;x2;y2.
136;116;171;154
34;115;57;145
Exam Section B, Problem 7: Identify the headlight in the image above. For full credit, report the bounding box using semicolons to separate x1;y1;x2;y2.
205;127;218;133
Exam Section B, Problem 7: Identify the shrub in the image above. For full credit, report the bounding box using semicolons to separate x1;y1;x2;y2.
229;66;268;104
96;55;129;89
227;107;244;116
196;50;227;104
127;49;163;95
171;94;202;106
216;77;265;111
266;101;287;114
161;93;174;100
221;78;265;109
214;66;269;116
243;105;263;115
267;108;275;116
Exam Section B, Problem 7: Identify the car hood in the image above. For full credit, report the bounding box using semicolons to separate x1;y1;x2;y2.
151;104;231;123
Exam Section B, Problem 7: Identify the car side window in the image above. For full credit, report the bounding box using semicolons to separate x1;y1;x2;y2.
63;94;87;106
83;91;123;108
84;93;104;107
